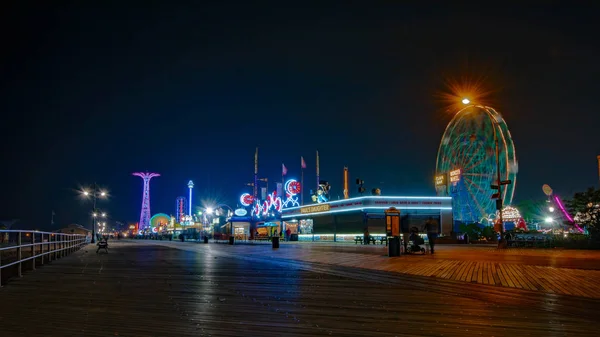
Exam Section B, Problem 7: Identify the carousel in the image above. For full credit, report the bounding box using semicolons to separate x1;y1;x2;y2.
493;206;527;232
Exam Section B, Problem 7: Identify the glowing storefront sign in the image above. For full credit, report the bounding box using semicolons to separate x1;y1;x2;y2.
449;169;461;183
234;208;248;216
435;174;446;186
300;204;331;214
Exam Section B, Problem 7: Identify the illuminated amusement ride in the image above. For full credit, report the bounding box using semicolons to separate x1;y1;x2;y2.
133;172;160;230
435;103;518;225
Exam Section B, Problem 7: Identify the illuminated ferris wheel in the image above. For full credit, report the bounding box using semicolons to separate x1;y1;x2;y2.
436;104;518;224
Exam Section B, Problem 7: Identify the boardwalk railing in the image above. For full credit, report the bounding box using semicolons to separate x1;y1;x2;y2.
0;230;88;285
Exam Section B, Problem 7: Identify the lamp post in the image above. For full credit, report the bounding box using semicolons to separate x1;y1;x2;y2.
82;183;108;243
462;99;507;248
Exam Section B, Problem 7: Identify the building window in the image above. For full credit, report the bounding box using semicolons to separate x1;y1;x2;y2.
299;219;313;234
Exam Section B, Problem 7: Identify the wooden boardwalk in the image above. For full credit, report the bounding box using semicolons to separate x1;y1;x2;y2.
1;241;599;336
156;241;600;299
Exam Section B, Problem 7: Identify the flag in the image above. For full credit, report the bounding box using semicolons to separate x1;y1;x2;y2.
282;163;288;176
301;156;306;169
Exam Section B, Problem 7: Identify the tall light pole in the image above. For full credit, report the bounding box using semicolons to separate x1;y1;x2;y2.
597;155;600;187
82;183;108;243
462;99;508;248
187;180;194;216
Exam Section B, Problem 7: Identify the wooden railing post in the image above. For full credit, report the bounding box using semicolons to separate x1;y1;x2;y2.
40;233;45;265
32;232;36;271
17;232;22;277
50;234;54;262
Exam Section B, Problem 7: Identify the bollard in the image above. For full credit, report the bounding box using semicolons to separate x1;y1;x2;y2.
229;236;234;245
388;236;401;257
272;236;280;249
204;236;209;244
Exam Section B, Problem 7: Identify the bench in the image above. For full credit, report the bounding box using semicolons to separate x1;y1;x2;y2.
355;236;380;245
96;241;108;254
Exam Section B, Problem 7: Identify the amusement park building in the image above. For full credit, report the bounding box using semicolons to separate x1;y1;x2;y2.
280;196;453;242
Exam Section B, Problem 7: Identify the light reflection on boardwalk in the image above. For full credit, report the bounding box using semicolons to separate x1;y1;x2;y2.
174;241;600;299
0;241;598;336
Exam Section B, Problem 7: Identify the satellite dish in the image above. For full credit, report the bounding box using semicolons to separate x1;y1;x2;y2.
542;184;553;196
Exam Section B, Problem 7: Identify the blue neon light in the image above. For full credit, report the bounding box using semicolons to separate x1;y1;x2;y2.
281;206;452;219
283;195;452;212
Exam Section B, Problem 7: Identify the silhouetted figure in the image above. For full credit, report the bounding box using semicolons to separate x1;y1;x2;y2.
425;217;438;254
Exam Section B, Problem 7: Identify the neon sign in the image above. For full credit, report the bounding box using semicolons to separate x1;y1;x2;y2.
240;193;254;207
244;179;302;218
449;169;461;184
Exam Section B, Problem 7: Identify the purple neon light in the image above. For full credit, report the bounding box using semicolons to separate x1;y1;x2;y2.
554;195;583;232
133;172;160;230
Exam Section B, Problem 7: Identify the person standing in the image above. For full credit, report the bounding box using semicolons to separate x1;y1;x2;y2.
425;217;438;254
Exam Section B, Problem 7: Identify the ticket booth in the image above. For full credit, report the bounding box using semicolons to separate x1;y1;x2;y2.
385;207;401;257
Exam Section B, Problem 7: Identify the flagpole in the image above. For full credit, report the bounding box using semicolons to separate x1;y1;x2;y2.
316;150;320;193
301;166;304;205
597;155;600;187
254;147;258;201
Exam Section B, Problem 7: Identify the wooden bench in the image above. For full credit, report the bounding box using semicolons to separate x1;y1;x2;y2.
355;236;379;245
96;241;108;254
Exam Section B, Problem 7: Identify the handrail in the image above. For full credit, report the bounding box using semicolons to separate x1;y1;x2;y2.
0;230;88;286
0;229;85;235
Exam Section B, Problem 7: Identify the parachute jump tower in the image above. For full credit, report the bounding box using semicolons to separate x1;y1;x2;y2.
133;172;160;230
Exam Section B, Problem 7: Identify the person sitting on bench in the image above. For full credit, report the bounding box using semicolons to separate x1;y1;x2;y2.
96;239;108;253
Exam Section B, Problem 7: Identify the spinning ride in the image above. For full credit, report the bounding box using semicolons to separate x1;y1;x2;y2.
436;105;517;224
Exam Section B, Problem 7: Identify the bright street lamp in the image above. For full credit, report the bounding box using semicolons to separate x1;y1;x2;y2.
548;206;555;212
206;207;214;215
545;217;554;223
81;182;108;244
462;98;470;105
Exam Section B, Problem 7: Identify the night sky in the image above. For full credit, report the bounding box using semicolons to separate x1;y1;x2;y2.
1;2;599;230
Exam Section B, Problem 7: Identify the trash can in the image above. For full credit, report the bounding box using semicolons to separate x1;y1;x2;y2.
388;236;401;257
204;236;209;244
229;236;234;245
272;236;280;249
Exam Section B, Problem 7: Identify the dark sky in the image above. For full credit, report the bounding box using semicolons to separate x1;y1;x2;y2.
1;2;599;229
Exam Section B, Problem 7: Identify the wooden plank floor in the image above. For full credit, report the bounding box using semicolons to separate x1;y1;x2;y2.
154;241;600;300
1;241;599;336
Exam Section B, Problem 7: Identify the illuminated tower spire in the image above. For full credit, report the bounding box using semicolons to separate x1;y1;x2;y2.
133;172;160;230
187;180;194;216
